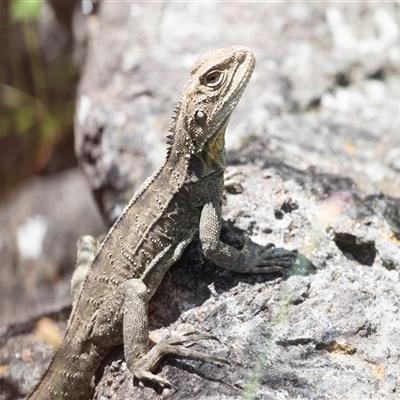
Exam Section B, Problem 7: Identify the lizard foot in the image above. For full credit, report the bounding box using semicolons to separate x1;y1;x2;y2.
242;239;298;273
132;332;227;387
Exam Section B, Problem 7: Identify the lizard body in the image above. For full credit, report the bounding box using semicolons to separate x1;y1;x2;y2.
27;46;296;400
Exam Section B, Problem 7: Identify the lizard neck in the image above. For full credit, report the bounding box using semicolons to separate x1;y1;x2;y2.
164;132;226;184
166;109;227;181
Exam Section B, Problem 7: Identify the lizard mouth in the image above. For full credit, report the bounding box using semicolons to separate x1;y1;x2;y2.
228;49;255;105
212;49;255;135
203;49;255;164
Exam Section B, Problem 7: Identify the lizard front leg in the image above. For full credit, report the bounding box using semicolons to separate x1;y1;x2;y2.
199;201;297;273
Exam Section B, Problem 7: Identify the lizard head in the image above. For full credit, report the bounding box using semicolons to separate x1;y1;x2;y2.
168;46;255;165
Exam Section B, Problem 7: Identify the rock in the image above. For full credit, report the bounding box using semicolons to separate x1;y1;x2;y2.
2;2;400;400
73;2;400;223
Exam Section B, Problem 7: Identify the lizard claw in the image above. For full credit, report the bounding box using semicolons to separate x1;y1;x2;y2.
131;332;227;387
164;331;221;345
242;239;297;273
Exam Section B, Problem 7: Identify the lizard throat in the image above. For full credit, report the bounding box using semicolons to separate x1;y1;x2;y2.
203;122;228;168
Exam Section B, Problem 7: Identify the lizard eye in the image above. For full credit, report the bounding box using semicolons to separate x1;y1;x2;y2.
205;70;224;87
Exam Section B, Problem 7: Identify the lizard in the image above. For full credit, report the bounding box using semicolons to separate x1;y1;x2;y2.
27;45;297;400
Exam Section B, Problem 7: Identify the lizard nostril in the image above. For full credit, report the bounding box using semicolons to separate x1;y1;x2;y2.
234;46;250;63
236;51;246;63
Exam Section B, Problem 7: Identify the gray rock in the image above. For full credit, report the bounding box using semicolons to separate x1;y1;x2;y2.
73;2;400;223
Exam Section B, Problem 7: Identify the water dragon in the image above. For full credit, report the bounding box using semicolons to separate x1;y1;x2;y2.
27;45;296;399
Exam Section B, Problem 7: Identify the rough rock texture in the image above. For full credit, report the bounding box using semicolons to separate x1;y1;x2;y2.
1;2;400;400
73;2;400;224
89;165;400;400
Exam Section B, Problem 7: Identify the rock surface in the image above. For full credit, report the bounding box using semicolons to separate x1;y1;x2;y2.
1;2;400;400
74;2;400;223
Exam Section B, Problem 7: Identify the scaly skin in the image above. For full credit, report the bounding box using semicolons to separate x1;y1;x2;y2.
27;46;296;400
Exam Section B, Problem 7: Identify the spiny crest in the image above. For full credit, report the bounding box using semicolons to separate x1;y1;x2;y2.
168;101;182;133
165;132;173;157
166;100;182;155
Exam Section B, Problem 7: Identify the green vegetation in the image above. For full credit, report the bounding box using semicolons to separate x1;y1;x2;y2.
1;0;78;196
10;0;43;23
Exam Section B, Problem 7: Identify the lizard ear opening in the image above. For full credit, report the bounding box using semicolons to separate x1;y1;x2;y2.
195;110;207;124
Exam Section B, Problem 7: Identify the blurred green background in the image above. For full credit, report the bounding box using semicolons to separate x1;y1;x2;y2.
0;0;80;198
